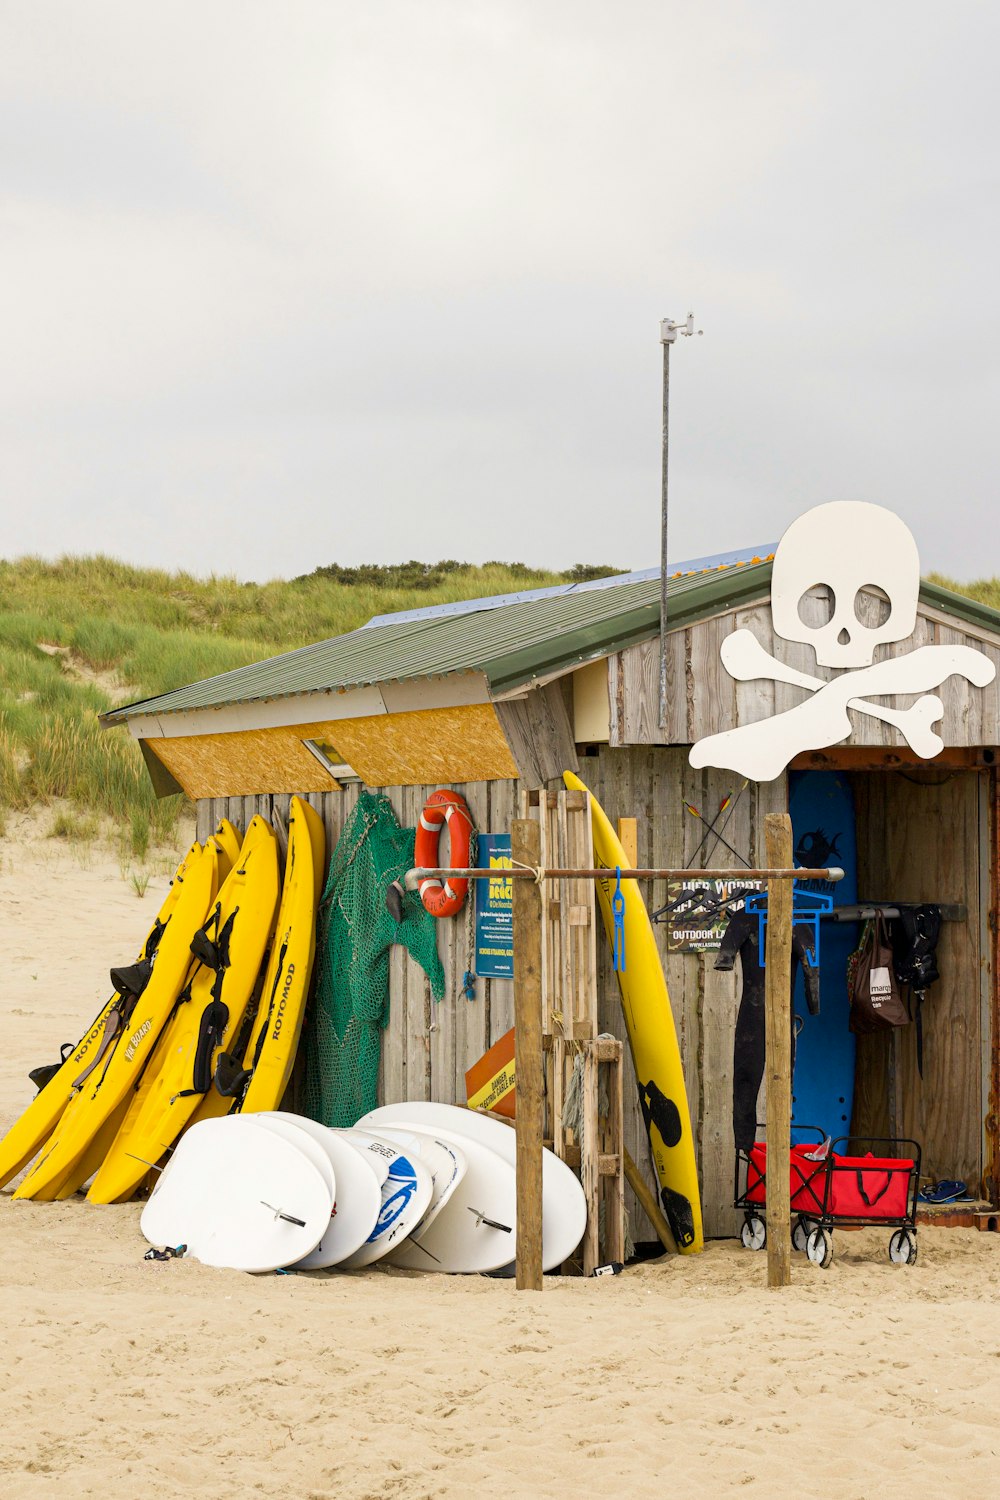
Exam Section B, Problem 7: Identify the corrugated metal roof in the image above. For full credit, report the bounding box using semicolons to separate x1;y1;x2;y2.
362;544;775;628
102;555;776;725
101;560;1000;727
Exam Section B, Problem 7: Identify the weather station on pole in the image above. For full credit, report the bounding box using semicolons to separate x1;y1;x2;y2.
658;312;702;729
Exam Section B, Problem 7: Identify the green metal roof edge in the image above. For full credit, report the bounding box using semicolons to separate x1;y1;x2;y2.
918;578;1000;636
485;561;774;694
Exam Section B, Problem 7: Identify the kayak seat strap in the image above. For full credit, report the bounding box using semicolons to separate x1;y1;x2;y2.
28;1041;75;1093
173;999;230;1100
212;1050;252;1099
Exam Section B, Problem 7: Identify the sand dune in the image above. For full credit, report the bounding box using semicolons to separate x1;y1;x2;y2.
2;818;999;1498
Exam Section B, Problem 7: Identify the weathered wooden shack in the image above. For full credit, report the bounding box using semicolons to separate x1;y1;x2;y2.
103;552;1000;1237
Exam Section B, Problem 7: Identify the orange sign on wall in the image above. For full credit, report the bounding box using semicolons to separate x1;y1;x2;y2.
465;1027;515;1119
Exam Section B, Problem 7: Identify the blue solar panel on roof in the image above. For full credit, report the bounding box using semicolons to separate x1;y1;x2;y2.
361;544;775;629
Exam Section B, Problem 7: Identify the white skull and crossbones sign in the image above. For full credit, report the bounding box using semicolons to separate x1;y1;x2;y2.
690;502;996;782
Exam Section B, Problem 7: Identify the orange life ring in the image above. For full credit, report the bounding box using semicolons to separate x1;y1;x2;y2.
414;789;474;919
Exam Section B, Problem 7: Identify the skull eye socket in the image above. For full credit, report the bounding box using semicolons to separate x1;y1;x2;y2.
796;585;836;628
854;586;892;629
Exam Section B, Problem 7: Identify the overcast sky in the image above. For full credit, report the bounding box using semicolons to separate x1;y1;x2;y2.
2;3;997;582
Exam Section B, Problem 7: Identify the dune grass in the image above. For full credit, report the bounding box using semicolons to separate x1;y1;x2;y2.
0;553;623;837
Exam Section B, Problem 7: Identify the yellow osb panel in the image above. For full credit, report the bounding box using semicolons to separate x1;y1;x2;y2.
145;702;518;798
150;727;334;799
331;703;518;785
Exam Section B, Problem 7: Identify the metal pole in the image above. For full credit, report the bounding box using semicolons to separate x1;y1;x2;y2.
404;864;844;889
658;331;670;729
657;314;701;730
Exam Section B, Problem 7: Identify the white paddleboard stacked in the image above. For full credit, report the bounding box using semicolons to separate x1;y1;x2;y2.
139;1103;587;1276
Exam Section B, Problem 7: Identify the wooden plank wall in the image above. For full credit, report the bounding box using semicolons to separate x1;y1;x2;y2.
851;768;986;1189
494;680;580;785
196;752;786;1240
610;597;1000;749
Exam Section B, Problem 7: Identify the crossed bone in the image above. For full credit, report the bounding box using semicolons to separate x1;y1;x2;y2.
689;629;996;782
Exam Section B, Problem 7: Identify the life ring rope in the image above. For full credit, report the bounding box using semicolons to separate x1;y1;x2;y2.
414;790;475;919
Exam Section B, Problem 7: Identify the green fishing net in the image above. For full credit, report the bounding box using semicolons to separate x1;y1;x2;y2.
304;791;446;1128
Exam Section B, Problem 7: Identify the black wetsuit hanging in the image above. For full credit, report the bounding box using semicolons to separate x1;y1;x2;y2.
891;903;942;1078
715;909;820;1154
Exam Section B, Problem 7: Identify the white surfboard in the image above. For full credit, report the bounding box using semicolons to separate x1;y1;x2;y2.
357;1102;587;1271
333;1129;392;1186
259;1113;382;1270
364;1125;467;1234
140;1117;331;1273
338;1141;434;1270
247;1115;336;1199
375;1123;517;1274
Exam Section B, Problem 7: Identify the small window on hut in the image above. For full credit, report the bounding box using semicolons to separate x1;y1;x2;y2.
302;737;360;782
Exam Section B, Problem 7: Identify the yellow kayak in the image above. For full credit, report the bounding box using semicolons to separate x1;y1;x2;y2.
14;842;220;1201
192;797;324;1122
564;771;703;1253
210;818;242;879
0;840;201;1191
87;817;280;1203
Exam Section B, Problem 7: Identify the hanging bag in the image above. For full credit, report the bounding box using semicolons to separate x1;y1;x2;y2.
848;914;910;1034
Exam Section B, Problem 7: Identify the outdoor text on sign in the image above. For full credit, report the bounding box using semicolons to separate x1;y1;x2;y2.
664;877;764;952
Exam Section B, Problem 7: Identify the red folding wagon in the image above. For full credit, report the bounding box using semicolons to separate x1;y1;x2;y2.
735;1129;921;1267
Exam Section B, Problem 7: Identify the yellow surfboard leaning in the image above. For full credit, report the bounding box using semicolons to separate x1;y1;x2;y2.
14;842;220;1202
88;817;280;1204
191;797;324;1123
564;771;704;1253
0;840;202;1191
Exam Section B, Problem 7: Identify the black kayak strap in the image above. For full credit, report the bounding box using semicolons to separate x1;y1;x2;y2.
188;902;224;969
250;936;289;1078
173;998;230;1101
212;1051;252;1100
109;954;155;1000
28;1041;75;1092
143;916;168;963
172;908;240;1101
64;912;171;1096
71;1005;125;1092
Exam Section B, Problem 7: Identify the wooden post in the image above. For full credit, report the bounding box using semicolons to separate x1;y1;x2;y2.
602;1040;626;1266
987;766;1000;1207
580;1043;601;1273
764;812;794;1289
616;817;638;869
512;817;544;1291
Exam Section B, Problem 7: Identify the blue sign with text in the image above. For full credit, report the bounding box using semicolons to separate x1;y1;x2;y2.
475;834;513;979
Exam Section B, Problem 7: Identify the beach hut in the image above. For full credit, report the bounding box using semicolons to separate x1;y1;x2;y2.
102;521;1000;1238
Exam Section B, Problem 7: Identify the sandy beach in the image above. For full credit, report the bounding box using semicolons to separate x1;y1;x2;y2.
2;818;999;1500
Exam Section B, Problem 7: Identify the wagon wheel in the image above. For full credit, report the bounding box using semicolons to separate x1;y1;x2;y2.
805;1226;833;1269
888;1228;918;1266
792;1216;819;1253
740;1215;766;1251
